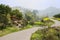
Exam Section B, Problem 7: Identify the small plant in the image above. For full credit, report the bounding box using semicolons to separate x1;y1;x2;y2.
31;27;60;40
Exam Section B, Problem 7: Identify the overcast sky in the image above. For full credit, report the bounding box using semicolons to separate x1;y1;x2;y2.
0;0;60;10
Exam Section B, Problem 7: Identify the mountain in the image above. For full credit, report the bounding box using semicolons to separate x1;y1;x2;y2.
38;7;60;17
12;7;60;17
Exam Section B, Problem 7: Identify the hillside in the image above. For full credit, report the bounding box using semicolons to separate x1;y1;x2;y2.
12;7;60;17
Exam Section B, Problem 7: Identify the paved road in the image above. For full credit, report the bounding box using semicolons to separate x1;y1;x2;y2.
50;19;60;27
0;19;60;40
0;27;43;40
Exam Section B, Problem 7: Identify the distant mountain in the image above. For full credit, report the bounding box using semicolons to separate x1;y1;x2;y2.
38;7;60;17
12;7;60;17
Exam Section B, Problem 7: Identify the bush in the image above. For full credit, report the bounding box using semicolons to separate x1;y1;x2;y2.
31;27;60;40
53;13;60;18
23;24;32;29
34;21;43;25
53;18;60;21
41;17;54;27
0;27;19;37
43;17;50;21
0;24;33;37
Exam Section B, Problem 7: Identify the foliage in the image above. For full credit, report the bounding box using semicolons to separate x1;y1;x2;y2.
53;17;60;21
53;13;60;21
0;4;11;30
25;10;38;22
23;24;32;29
25;10;33;21
31;27;60;40
0;14;9;30
0;24;32;37
0;4;11;14
10;9;23;20
43;17;50;21
0;4;23;30
0;27;19;37
53;13;60;18
34;21;43;25
41;17;54;27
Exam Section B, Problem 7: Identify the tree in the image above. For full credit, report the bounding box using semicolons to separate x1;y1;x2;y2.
53;13;60;18
0;4;11;30
0;4;11;15
10;9;23;20
24;10;39;25
25;10;33;21
0;14;8;30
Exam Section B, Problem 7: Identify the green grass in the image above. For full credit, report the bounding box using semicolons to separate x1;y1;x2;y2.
34;17;54;27
0;24;32;37
31;27;60;40
34;21;44;25
0;27;19;37
53;17;60;21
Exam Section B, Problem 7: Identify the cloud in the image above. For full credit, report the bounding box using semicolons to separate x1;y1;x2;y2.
0;0;60;10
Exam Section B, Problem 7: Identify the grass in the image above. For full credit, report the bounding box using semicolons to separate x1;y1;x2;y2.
0;27;19;37
43;17;54;26
31;27;60;40
53;18;60;21
34;21;44;25
0;24;32;37
43;17;50;21
34;17;54;27
0;17;54;37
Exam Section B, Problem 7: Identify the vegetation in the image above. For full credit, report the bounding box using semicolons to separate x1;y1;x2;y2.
53;13;60;18
0;4;11;30
53;18;60;21
0;4;38;36
34;21;43;25
31;27;60;40
0;4;27;30
41;17;54;27
0;24;32;37
0;4;32;36
53;13;60;21
0;4;54;37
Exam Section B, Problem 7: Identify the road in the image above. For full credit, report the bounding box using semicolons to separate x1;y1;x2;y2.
0;19;60;40
0;27;43;40
50;19;60;27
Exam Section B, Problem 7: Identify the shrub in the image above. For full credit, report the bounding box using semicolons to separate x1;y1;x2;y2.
31;27;60;40
34;21;43;25
0;27;19;37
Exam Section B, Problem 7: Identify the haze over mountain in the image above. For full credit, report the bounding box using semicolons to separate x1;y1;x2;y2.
12;7;60;17
39;7;60;17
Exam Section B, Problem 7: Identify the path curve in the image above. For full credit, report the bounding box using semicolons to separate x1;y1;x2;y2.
50;19;60;27
0;27;43;40
0;19;60;40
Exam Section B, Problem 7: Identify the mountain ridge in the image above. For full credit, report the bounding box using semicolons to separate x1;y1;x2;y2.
12;7;60;17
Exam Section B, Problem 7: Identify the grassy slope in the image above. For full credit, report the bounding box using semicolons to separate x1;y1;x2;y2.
0;24;32;37
31;27;60;40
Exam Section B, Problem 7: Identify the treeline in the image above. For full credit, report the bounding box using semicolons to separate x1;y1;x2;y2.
53;13;60;18
0;4;38;30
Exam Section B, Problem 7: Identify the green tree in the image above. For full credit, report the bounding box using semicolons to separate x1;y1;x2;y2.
53;13;60;18
0;4;11;30
25;10;35;24
11;9;23;20
0;4;11;15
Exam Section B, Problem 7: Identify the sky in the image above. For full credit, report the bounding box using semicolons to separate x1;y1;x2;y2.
0;0;60;10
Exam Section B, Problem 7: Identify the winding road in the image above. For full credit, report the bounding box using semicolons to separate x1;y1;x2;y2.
0;27;43;40
0;19;60;40
50;19;60;27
